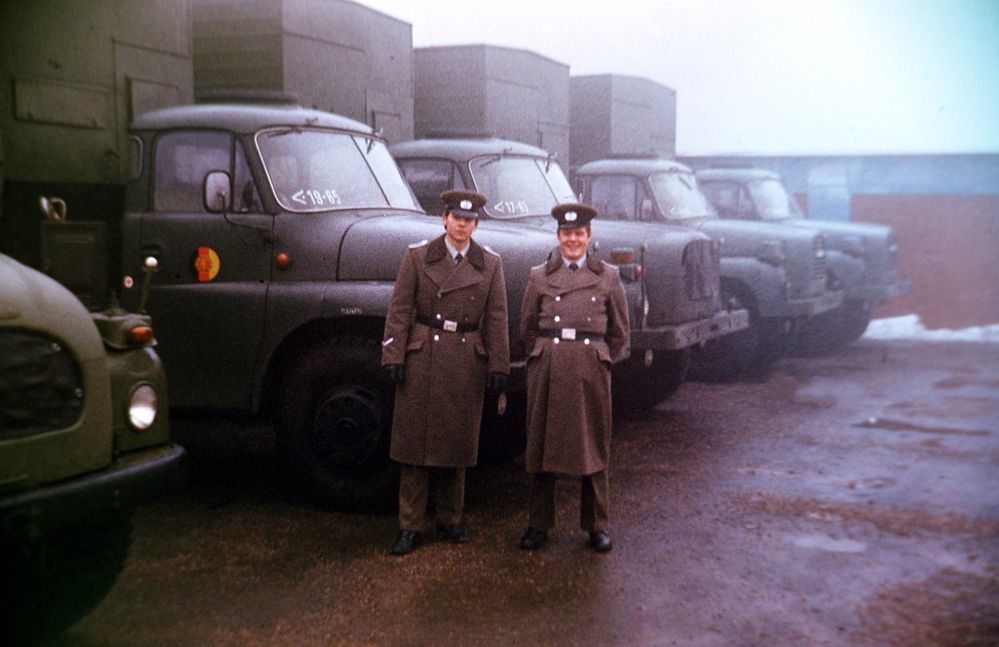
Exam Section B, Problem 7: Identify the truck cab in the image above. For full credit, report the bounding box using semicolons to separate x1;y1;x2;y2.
1;253;184;640
116;100;594;509
695;167;909;351
574;158;843;378
391;137;749;407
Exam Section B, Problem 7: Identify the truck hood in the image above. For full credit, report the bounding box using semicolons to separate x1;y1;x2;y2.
0;254;104;361
338;214;558;283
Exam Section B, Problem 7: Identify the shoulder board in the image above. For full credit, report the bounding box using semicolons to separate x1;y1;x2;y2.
408;239;429;249
483;245;500;257
531;262;547;271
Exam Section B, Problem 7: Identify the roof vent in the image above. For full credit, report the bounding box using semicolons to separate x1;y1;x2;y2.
196;90;301;106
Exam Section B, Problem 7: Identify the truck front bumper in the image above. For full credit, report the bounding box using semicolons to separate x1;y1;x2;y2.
847;277;911;304
1;443;186;538
778;289;845;318
631;308;750;351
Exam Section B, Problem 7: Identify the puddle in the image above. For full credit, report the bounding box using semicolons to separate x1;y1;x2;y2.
855;417;991;437
788;533;866;553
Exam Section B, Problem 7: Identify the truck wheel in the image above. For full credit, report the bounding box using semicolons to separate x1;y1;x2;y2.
3;513;130;642
690;288;768;381
613;349;690;411
794;300;871;356
477;391;527;464
277;337;397;511
838;300;872;344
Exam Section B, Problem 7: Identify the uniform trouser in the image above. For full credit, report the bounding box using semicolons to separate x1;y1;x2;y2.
398;464;466;532
528;470;609;532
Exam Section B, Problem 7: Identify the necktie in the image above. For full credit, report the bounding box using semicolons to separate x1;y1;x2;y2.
455;253;463;266
569;262;578;272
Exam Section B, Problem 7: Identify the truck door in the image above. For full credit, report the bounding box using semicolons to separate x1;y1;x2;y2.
135;130;272;410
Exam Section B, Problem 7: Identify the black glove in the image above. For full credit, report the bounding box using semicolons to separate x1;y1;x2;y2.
384;364;405;385
485;372;508;394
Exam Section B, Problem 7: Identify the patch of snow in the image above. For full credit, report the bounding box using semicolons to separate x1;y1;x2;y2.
863;314;999;343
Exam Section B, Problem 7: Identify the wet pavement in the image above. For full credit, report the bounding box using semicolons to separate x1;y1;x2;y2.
44;340;999;646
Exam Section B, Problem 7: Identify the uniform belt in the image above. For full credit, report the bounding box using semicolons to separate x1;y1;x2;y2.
417;315;479;333
538;328;604;342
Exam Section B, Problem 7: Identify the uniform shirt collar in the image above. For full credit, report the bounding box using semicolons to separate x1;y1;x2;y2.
562;253;586;268
445;237;470;260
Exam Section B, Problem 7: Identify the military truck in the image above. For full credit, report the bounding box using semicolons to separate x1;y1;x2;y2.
572;158;843;378
695;167;909;352
1;253;184;640
390;137;749;403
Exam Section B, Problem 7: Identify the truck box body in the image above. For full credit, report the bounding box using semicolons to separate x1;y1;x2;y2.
569;74;676;170
0;0;194;268
193;0;414;144
414;45;570;166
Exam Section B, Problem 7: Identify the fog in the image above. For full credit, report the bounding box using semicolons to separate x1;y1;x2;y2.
362;0;999;155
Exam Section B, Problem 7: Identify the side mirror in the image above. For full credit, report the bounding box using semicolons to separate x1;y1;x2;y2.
639;199;654;221
203;170;232;213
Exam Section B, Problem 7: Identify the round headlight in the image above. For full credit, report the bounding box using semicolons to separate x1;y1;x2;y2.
128;384;158;430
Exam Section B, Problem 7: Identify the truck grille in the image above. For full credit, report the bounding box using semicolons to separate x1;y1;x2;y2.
811;237;827;282
683;239;719;301
0;330;84;439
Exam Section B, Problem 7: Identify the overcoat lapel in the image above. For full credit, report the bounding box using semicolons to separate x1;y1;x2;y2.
422;235;485;294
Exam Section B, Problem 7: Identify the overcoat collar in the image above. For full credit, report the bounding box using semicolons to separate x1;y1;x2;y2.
544;247;604;276
425;234;485;270
423;234;486;294
544;247;602;291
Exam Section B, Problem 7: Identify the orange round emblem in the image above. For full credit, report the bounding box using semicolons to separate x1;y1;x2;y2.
193;247;221;282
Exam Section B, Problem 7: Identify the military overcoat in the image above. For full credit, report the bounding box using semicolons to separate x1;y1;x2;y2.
520;251;630;475
382;234;510;467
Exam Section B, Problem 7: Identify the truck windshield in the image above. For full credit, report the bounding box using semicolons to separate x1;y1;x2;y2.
256;128;420;213
468;155;576;219
648;172;716;219
748;179;803;220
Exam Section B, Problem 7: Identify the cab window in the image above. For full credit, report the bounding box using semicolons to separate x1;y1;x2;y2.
397;158;466;214
590;175;637;221
154;131;231;212
233;140;262;213
701;181;753;219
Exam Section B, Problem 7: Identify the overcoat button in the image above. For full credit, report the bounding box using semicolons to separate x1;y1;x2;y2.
591;296;596;302
553;338;560;344
555;295;561;302
554;315;561;322
433;334;440;341
436;313;442;320
584;338;591;345
461;337;466;343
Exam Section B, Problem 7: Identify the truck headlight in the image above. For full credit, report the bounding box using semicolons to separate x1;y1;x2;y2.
128;384;158;430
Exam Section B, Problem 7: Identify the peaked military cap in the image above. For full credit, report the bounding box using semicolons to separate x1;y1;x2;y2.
552;202;597;229
441;189;487;218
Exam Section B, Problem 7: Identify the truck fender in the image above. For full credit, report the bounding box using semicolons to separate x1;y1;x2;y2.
253;281;396;413
719;257;788;318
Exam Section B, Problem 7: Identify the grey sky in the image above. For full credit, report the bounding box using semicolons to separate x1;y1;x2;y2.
361;0;999;155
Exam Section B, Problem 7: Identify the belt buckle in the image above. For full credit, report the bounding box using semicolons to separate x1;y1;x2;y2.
561;328;576;340
443;319;458;332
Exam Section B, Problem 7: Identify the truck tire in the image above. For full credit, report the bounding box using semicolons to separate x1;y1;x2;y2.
793;300;871;356
276;337;397;511
613;348;690;411
690;287;774;382
3;513;130;642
